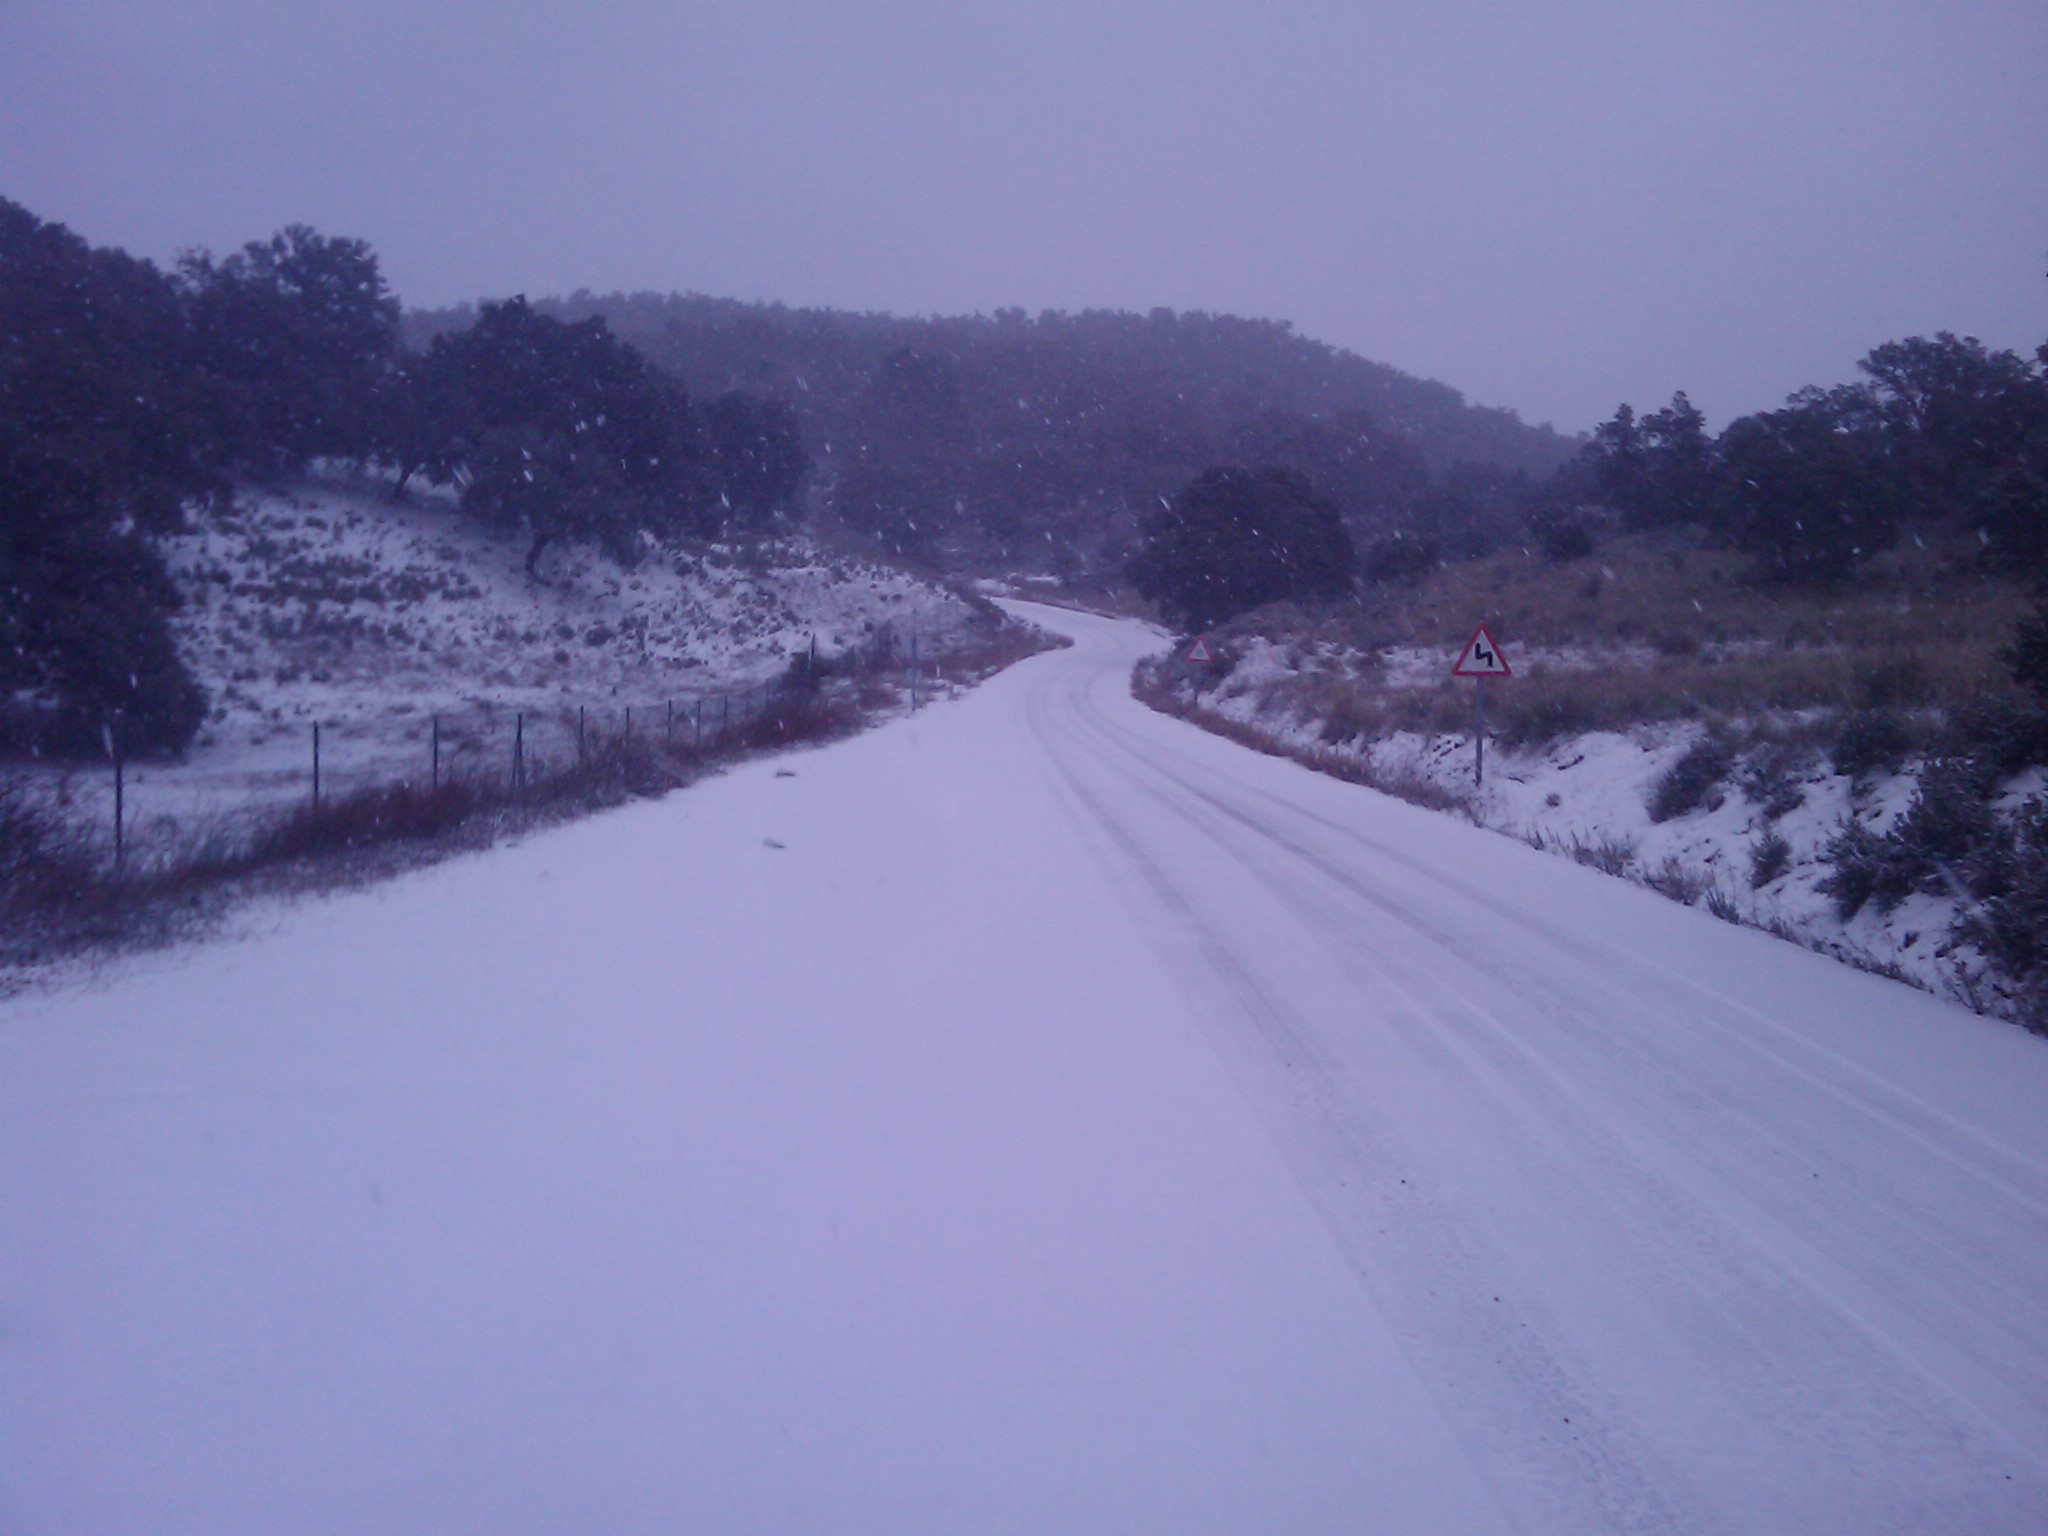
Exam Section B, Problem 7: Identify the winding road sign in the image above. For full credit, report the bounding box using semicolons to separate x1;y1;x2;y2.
1451;625;1511;678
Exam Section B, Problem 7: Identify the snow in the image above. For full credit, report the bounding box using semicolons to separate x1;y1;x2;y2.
77;471;977;836
1174;640;2026;1002
5;605;2047;1533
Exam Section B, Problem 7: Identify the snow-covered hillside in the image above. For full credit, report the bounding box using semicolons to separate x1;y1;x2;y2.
1140;634;2047;1019
105;472;982;829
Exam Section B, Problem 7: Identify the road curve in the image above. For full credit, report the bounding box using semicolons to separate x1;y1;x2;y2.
3;602;2045;1535
1015;603;2048;1533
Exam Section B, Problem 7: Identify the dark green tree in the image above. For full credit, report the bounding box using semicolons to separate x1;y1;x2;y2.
1584;392;1716;529
1127;466;1355;631
1857;332;2048;525
0;198;211;756
705;392;809;530
1713;389;1899;586
406;298;708;573
179;225;401;474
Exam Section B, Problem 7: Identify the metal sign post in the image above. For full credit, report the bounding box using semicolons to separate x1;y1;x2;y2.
1450;624;1512;786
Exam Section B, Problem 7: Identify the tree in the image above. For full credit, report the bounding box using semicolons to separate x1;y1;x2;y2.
705;392;809;530
1713;390;1898;586
1857;332;2048;524
0;198;211;756
401;298;708;573
1583;392;1715;529
1127;466;1355;631
179;225;401;474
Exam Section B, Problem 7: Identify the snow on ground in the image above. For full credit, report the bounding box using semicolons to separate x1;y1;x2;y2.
1172;634;2021;1006
5;604;2045;1534
66;472;978;838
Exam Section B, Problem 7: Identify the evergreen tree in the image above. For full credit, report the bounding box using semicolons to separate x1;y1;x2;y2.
1713;390;1898;586
1127;466;1355;631
0;198;211;756
179;225;401;474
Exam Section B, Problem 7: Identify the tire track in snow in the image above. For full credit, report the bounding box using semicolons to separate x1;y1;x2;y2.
1011;623;2048;1533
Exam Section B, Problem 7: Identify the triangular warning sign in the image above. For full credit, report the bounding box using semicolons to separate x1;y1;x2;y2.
1451;624;1511;678
1186;638;1214;663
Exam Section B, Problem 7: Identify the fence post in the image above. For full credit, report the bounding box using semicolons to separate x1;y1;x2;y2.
431;714;440;792
577;705;586;764
113;748;124;873
695;698;703;748
721;693;729;736
514;711;525;791
625;705;633;738
665;699;673;745
312;723;321;807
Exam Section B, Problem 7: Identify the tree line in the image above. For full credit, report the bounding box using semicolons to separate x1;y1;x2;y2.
415;291;1577;577
0;199;808;759
1573;334;2048;587
1124;328;2048;646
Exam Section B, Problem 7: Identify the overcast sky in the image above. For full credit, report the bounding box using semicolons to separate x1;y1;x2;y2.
4;1;2043;433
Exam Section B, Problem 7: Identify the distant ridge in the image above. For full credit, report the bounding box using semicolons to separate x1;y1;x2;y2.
407;293;1577;576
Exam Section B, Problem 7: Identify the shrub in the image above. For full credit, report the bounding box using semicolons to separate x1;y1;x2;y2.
1886;756;2001;895
1740;743;1808;820
1750;830;1792;888
1648;737;1733;822
1536;515;1596;562
1942;696;2048;775
1705;884;1745;923
1817;757;2000;919
1831;708;1910;778
1961;796;2048;1032
1642;857;1708;904
1818;819;1890;919
1565;831;1636;877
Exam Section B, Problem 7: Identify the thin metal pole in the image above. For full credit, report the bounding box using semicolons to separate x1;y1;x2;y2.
695;699;703;748
431;714;440;791
625;706;633;738
113;751;124;872
1474;677;1485;786
665;699;673;744
514;712;525;791
313;723;322;806
577;705;586;764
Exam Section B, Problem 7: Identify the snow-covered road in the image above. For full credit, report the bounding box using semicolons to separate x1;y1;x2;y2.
6;604;2047;1533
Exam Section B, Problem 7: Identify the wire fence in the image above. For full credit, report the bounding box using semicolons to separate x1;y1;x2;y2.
91;640;910;874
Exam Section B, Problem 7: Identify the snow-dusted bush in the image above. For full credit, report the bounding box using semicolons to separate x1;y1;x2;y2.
1749;830;1792;889
1647;738;1732;823
1963;796;2048;1032
1830;709;1911;778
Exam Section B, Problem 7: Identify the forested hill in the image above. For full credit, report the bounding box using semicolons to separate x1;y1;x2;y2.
407;294;1577;576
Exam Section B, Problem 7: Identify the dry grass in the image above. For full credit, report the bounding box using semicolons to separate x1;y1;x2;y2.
1199;529;2031;746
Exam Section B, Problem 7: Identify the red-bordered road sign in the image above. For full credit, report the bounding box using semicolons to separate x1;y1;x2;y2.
1186;638;1215;663
1451;625;1511;678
